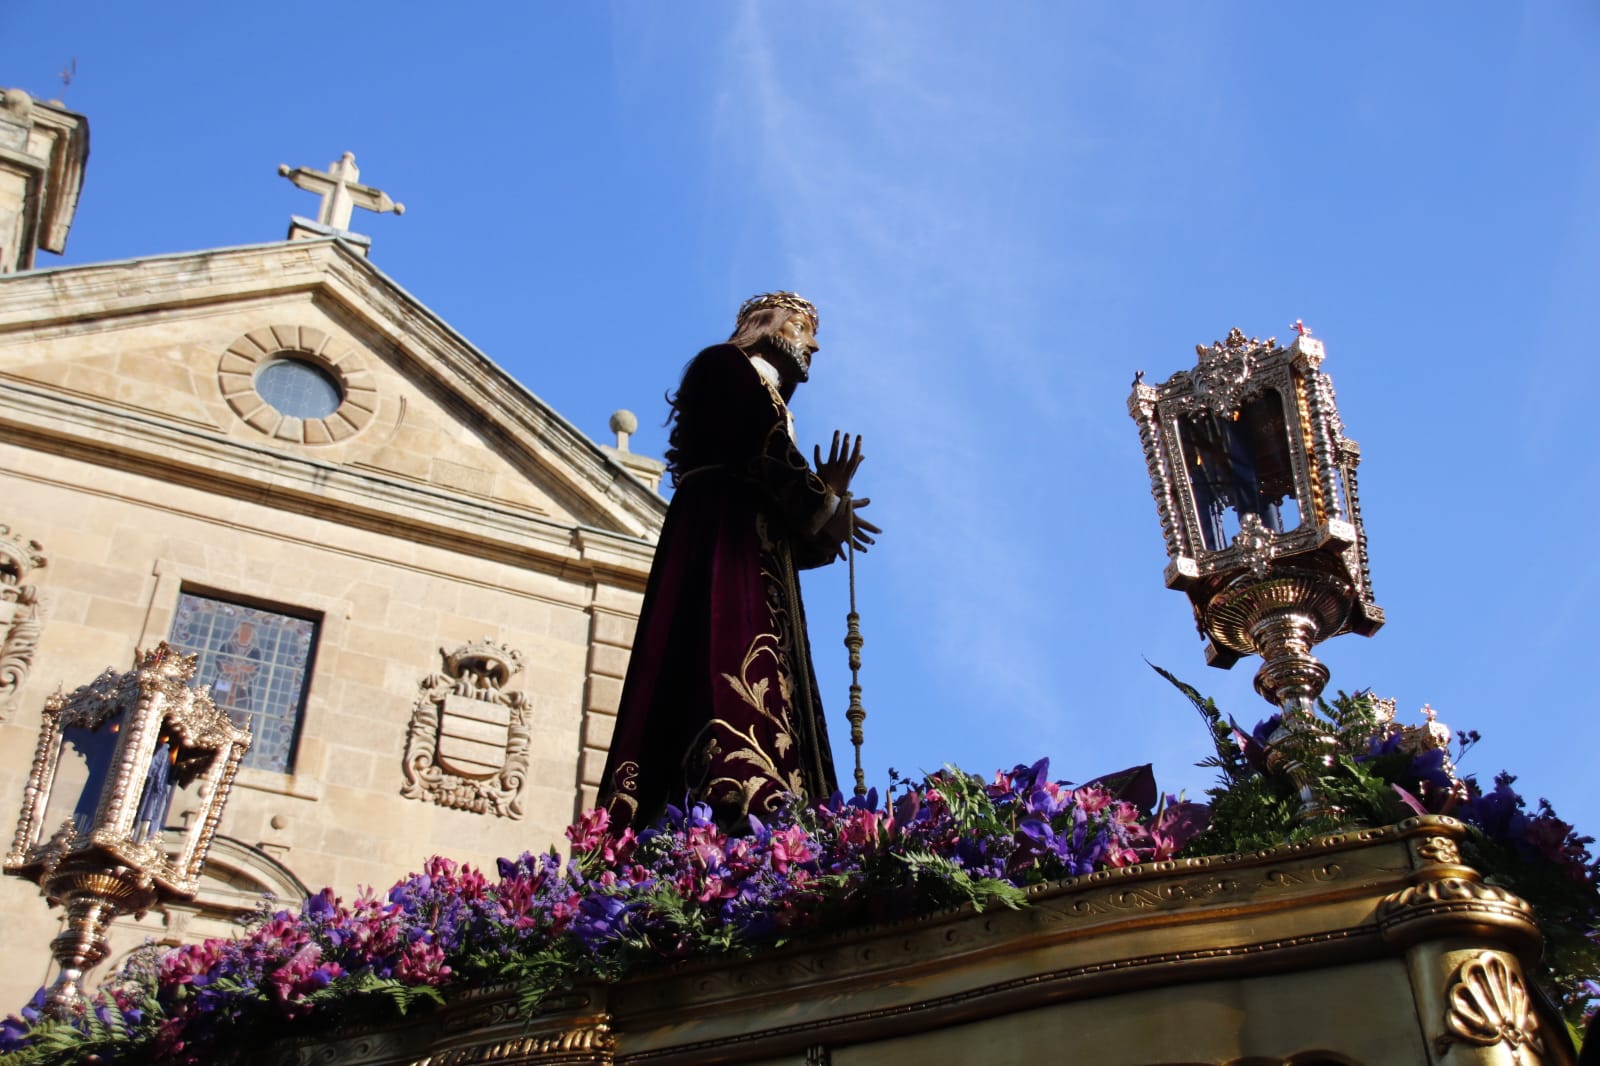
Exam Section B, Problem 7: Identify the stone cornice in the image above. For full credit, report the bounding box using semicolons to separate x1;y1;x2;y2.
0;239;667;539
0;378;656;585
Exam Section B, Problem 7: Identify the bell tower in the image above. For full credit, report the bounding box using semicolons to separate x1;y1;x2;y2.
0;88;88;274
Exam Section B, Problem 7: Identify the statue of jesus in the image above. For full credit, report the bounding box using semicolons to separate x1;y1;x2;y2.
598;293;879;828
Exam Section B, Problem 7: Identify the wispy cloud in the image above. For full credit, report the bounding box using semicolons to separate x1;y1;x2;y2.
712;3;1086;720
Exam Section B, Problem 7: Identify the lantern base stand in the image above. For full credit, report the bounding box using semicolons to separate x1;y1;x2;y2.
1205;570;1352;823
42;863;156;1018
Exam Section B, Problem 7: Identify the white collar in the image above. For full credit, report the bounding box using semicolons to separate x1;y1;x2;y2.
748;353;783;390
747;353;796;442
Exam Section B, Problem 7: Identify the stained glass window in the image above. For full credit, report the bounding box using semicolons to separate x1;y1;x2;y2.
168;593;319;775
254;358;342;419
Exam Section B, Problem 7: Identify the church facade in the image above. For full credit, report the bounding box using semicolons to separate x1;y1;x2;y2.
0;91;663;1007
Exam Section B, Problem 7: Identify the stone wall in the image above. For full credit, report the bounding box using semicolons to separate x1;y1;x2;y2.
0;445;644;1006
0;238;662;1010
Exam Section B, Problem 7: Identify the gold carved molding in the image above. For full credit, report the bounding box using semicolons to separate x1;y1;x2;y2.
408;1019;615;1066
1377;877;1540;952
1413;833;1462;867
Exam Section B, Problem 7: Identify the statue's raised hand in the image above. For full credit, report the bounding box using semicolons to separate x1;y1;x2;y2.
814;431;865;496
815;432;882;557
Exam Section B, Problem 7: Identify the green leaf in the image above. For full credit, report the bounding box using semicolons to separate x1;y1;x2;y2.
1148;662;1245;783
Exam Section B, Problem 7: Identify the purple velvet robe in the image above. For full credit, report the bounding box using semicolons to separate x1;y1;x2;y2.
599;344;840;827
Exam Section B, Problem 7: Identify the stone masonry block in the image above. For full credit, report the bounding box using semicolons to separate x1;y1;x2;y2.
217;368;255;396
591;611;637;648
429;459;494;497
581;710;615;750
342;622;432;665
587;643;630;679
85;596;147;634
241;404;280;435
585;675;622;714
364;444;429;480
296;325;328;353
591;584;644;613
323;413;355;440
579;748;609;788
343;386;378;413
54;560;147;603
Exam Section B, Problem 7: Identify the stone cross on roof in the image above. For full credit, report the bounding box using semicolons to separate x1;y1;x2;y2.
276;152;403;254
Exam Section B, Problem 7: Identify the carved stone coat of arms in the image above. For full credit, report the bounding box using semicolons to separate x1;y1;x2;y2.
401;640;531;819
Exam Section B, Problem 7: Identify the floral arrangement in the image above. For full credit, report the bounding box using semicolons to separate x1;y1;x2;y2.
1;678;1594;1064
0;761;1205;1066
1153;666;1600;1039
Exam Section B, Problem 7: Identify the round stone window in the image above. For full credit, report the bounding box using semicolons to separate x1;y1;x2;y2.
218;325;379;445
254;357;343;419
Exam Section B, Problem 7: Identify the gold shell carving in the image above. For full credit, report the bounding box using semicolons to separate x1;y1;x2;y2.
1436;952;1542;1063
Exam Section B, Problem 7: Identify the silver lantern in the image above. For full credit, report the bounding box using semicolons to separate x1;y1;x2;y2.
1129;327;1381;817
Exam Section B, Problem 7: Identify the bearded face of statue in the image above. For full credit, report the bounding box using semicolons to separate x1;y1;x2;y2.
768;311;818;385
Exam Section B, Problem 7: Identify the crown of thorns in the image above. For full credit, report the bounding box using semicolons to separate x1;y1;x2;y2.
736;292;819;332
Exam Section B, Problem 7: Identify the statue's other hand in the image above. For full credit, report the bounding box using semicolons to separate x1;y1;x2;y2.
826;496;881;558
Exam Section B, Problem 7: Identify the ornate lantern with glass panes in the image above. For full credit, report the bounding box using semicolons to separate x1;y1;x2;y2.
1128;328;1382;818
5;642;251;1014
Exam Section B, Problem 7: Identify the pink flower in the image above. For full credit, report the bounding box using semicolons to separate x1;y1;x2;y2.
1072;786;1113;816
395;940;451;985
158;941;225;986
566;808;641;866
266;943;343;1004
770;826;815;872
566;807;612;852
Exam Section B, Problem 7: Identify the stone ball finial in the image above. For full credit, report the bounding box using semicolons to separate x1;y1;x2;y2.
609;409;638;452
1;88;33;119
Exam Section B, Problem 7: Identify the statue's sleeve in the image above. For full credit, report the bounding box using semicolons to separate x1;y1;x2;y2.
754;417;842;571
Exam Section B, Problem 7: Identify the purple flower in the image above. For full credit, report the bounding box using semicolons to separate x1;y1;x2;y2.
572;893;634;949
1224;715;1279;773
302;888;337;922
1462;772;1529;844
1365;731;1405;758
0;989;44;1053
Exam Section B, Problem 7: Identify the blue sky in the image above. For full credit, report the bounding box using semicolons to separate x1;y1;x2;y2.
4;3;1598;834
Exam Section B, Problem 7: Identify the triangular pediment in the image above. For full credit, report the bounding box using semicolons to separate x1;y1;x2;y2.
0;240;665;572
